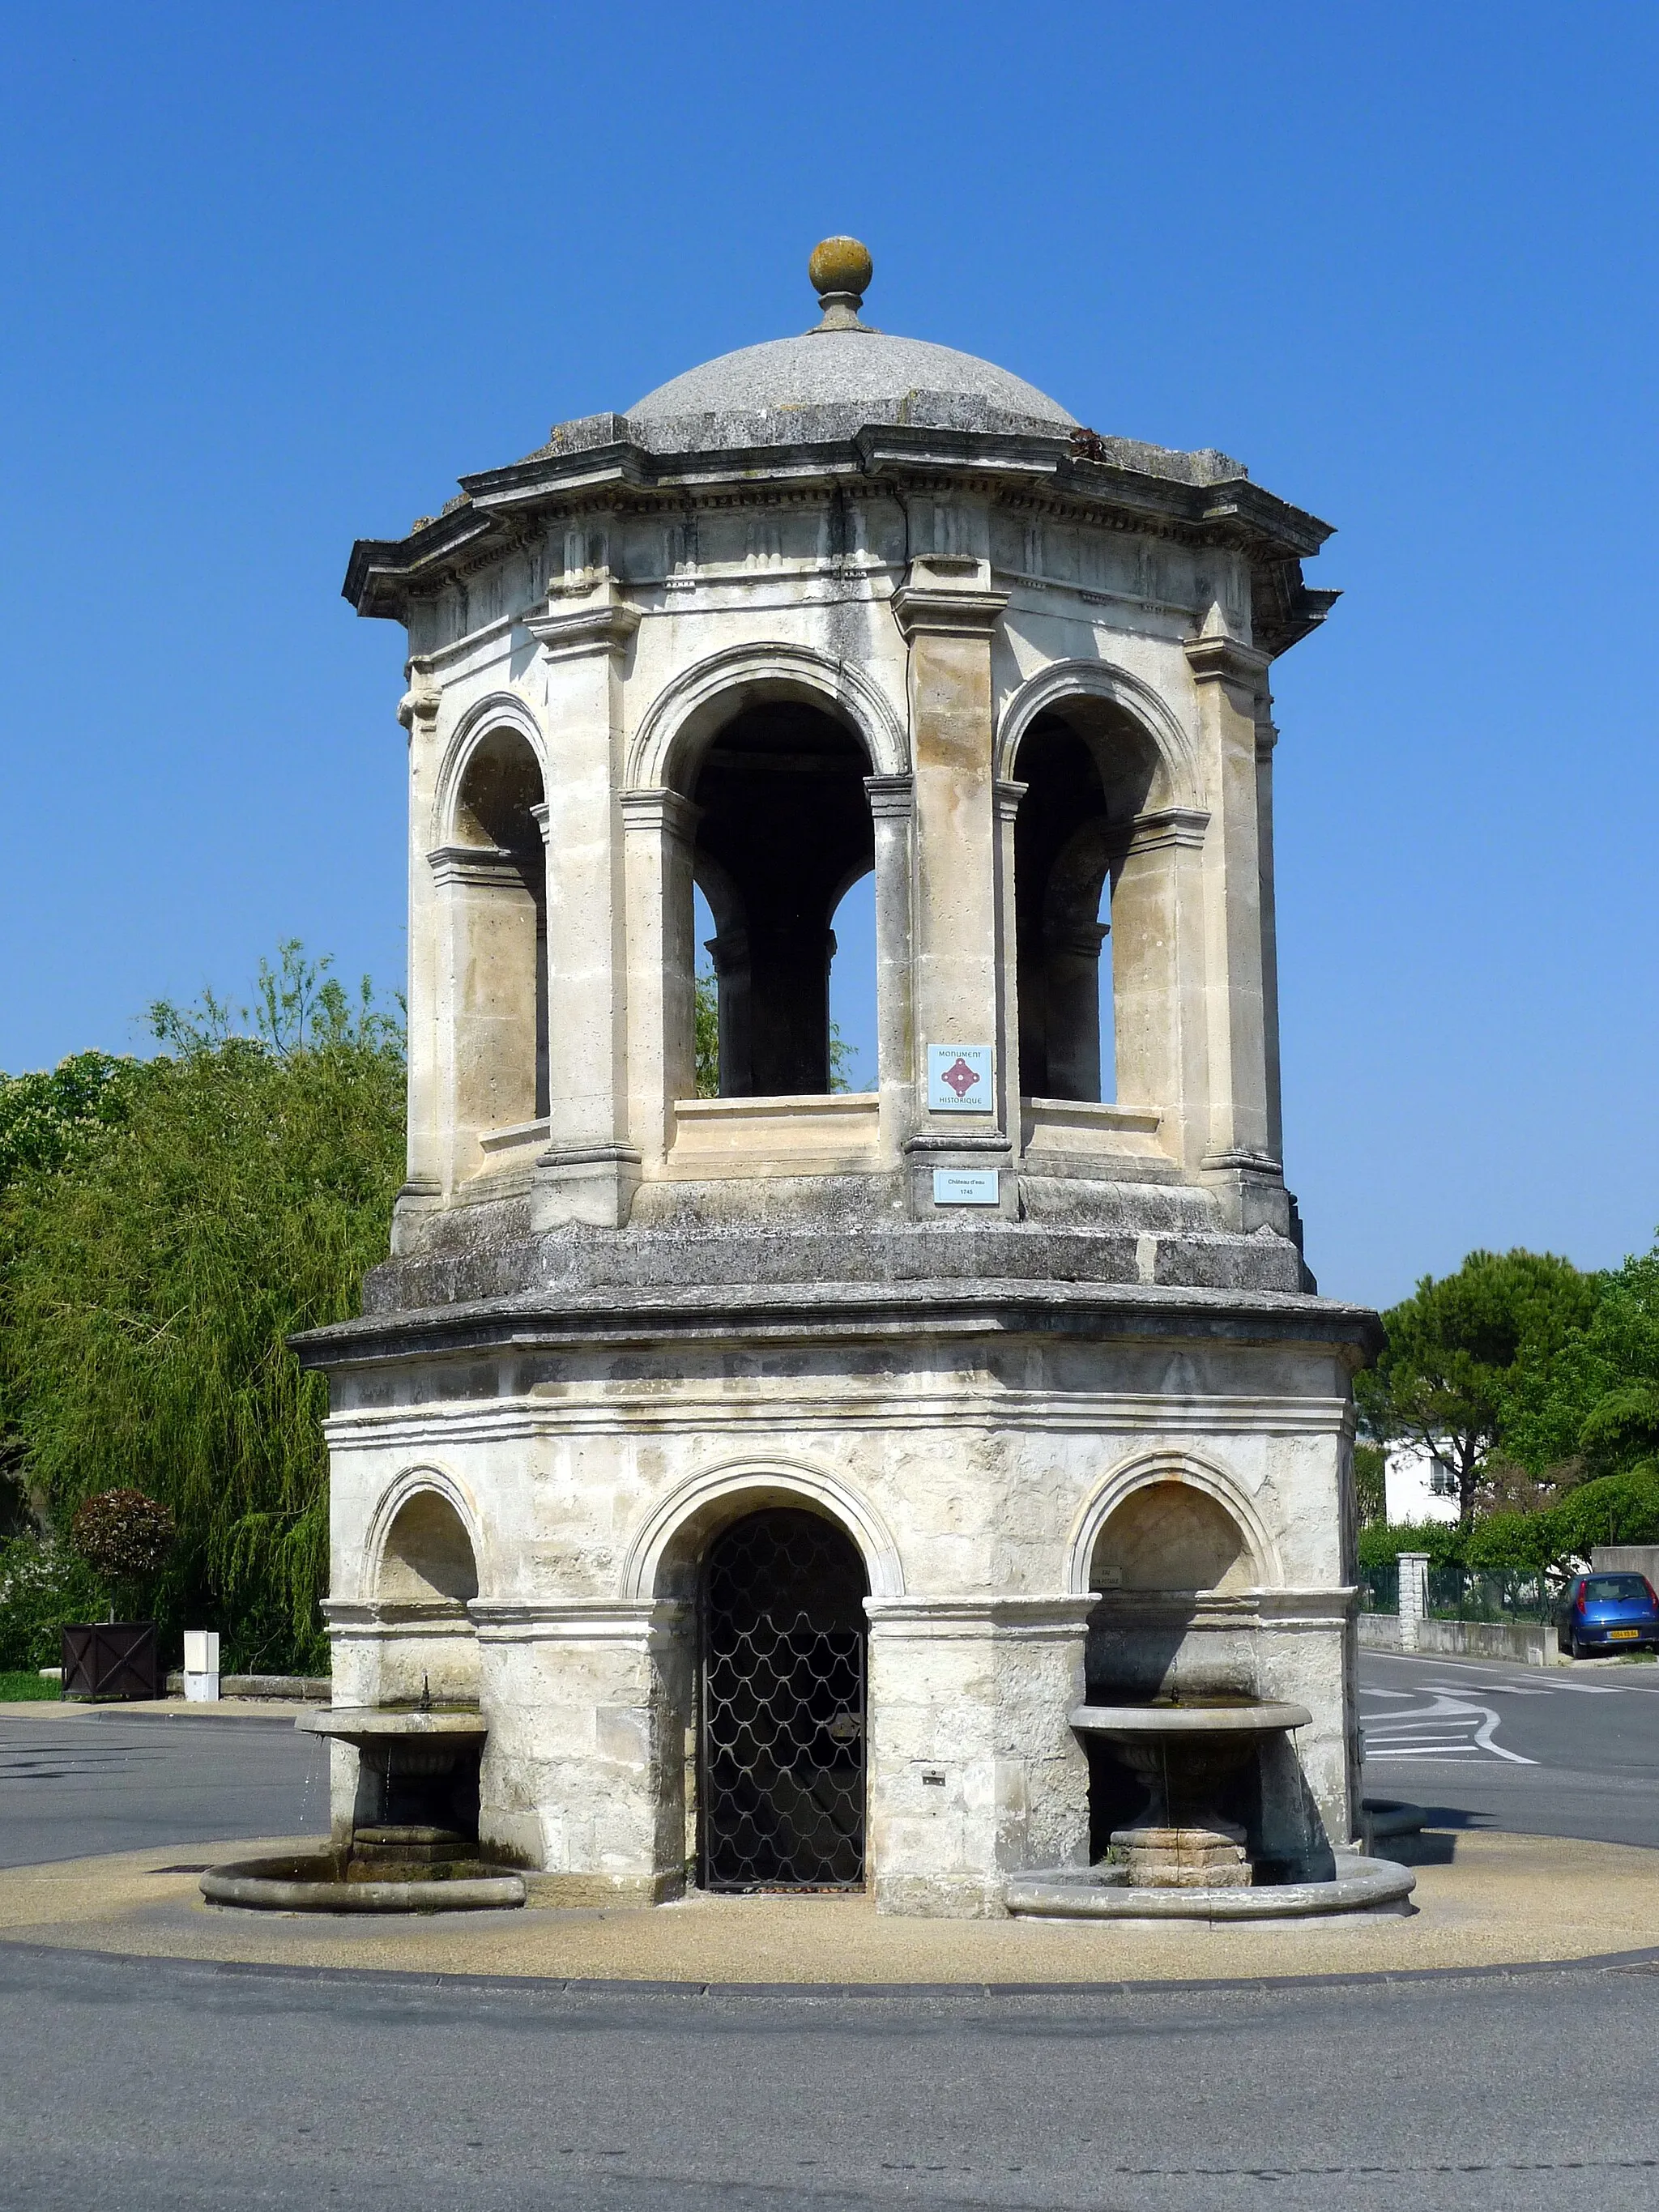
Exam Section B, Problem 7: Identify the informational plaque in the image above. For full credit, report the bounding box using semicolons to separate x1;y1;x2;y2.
927;1043;993;1112
932;1167;1000;1207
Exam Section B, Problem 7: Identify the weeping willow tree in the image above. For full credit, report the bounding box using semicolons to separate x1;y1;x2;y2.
0;947;404;1672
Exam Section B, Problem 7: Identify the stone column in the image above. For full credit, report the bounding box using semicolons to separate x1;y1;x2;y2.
621;787;702;1172
864;1596;1094;1917
890;555;1012;1208
426;842;543;1188
392;678;444;1249
1183;619;1286;1232
470;1599;692;1903
1111;807;1209;1165
525;578;642;1230
1397;1551;1430;1653
864;774;915;1161
1255;700;1285;1173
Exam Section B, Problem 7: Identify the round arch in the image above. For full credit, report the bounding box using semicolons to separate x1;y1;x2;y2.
1062;1447;1281;1598
431;691;548;851
361;1464;486;1605
621;1458;906;1604
626;641;908;793
996;658;1199;809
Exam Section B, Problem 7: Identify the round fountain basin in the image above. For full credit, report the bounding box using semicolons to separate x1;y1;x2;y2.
1005;1852;1416;1920
200;1850;527;1913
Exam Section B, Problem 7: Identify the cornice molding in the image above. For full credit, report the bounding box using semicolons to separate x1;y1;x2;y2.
524;578;641;662
619;787;702;842
426;843;531;889
1183;632;1271;689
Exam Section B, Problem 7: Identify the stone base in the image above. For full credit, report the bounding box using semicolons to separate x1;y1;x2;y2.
1112;1819;1252;1889
521;1869;684;1910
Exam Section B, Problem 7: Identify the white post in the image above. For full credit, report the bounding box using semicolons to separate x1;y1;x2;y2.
1397;1552;1430;1653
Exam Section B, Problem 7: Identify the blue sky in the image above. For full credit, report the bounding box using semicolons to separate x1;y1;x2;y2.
2;2;1655;1310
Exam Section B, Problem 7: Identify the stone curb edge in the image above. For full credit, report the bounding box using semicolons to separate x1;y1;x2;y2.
3;1933;1657;2004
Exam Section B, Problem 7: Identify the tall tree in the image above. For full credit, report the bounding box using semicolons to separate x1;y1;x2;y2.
0;947;403;1669
1355;1249;1597;1529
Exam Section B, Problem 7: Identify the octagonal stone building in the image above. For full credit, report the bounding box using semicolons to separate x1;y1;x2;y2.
298;241;1380;1916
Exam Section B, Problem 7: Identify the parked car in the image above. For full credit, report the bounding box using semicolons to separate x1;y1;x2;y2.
1556;1573;1659;1658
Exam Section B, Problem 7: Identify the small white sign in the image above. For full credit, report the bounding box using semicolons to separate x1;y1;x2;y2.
928;1042;993;1112
933;1167;1000;1207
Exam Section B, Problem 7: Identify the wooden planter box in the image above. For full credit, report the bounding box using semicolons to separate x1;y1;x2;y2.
61;1622;160;1702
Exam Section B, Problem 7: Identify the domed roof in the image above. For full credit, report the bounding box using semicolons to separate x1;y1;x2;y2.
625;238;1076;454
631;329;1075;434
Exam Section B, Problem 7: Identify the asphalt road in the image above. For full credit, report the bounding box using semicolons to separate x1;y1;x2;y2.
1358;1648;1659;1848
4;1681;1659;2212
3;1944;1659;2211
0;1706;327;1869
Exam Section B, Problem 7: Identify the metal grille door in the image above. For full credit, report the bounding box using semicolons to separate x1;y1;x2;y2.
700;1509;867;1891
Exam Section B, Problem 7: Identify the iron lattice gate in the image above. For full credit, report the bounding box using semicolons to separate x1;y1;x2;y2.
700;1509;867;1891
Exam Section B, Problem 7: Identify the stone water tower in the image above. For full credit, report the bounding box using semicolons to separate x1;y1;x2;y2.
301;240;1380;1915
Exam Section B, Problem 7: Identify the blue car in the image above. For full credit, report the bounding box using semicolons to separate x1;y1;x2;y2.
1556;1572;1659;1659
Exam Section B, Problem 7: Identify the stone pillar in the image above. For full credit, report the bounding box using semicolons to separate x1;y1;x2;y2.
525;578;642;1229
1397;1551;1430;1653
393;679;444;1250
890;555;1012;1207
470;1599;692;1903
1111;806;1209;1164
864;774;915;1160
864;1596;1094;1917
1254;701;1286;1172
1183;618;1286;1232
621;788;702;1171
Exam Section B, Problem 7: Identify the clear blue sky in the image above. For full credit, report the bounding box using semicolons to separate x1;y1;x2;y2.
3;2;1655;1311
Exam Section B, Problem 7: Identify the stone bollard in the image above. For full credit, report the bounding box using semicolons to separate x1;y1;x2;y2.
183;1630;220;1703
1397;1552;1430;1653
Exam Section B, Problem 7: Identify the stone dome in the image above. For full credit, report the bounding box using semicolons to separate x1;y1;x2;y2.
630;328;1076;436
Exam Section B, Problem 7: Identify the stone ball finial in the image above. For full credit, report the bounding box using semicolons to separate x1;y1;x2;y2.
808;237;873;331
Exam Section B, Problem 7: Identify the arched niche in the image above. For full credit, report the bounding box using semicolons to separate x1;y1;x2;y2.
369;1485;482;1706
376;1489;482;1605
1087;1479;1256;1598
433;725;549;1136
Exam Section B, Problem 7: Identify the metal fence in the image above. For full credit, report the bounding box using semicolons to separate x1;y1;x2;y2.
1357;1559;1400;1614
1425;1565;1558;1625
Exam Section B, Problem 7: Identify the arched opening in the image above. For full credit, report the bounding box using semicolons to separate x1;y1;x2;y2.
687;701;875;1097
449;728;548;1127
1013;705;1161;1105
698;1507;868;1890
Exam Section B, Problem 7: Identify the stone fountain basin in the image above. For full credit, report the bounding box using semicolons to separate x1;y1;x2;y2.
1070;1700;1313;1737
200;1852;526;1914
1005;1852;1415;1920
298;1706;488;1741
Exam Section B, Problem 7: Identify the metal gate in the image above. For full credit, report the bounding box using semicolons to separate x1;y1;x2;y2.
699;1508;867;1891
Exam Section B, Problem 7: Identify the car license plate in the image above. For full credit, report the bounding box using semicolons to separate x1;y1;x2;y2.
1610;1628;1640;1639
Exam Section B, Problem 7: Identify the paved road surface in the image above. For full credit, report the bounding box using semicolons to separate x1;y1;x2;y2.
1358;1648;1659;1847
0;1706;327;1869
3;1678;1659;2211
4;1944;1659;2211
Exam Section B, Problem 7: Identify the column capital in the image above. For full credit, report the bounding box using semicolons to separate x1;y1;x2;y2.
891;556;1009;641
863;773;915;820
992;777;1028;824
1183;631;1271;693
525;576;641;662
620;786;702;842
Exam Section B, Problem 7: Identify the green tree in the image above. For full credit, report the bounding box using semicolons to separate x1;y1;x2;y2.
1355;1249;1597;1530
1501;1240;1659;1482
0;945;403;1672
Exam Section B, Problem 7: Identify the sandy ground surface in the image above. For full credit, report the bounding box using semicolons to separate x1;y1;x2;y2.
1;1824;1655;1987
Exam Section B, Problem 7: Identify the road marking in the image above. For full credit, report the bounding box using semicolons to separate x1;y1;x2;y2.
1361;1689;1537;1766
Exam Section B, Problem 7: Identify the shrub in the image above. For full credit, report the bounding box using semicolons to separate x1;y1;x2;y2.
0;1536;108;1670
